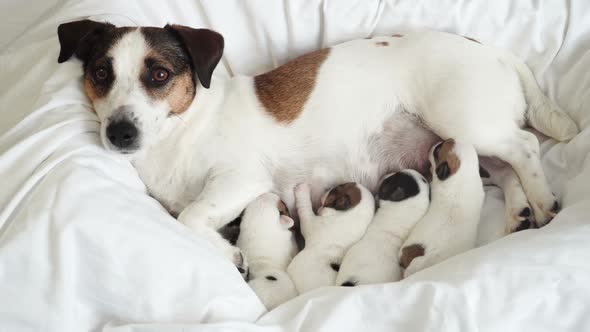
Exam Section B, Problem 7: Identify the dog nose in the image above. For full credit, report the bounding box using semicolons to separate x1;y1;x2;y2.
106;119;138;149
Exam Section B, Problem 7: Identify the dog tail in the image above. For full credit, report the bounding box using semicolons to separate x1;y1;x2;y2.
500;52;578;141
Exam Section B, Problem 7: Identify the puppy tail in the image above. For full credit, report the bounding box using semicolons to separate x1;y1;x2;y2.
501;52;579;141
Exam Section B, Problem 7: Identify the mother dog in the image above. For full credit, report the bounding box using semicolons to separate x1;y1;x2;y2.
57;21;578;272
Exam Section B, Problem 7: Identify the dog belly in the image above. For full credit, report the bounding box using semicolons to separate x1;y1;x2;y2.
276;112;439;213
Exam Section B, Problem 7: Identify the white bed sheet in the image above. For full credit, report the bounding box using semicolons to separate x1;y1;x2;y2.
1;1;590;331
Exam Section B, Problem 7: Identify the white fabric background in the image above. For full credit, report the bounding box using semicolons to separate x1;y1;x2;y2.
1;1;590;331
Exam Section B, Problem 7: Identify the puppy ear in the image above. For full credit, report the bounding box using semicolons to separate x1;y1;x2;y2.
279;215;295;229
436;162;451;180
57;20;113;63
166;25;224;89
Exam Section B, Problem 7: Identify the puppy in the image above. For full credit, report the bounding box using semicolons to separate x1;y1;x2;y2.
235;193;298;310
287;182;375;294
400;139;484;278
336;170;430;287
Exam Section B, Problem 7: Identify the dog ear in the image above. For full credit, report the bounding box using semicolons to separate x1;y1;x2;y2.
436;162;451;180
57;20;113;63
279;215;295;229
166;24;224;89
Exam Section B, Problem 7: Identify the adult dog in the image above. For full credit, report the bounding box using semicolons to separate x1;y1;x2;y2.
57;20;578;271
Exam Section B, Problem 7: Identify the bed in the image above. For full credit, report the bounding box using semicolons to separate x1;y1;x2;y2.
1;0;590;331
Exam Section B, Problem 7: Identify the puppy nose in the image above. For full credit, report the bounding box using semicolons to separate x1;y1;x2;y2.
106;119;138;148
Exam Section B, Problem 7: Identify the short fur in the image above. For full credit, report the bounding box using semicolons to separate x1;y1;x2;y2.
400;139;485;277
336;170;430;286
287;183;375;293
57;24;578;271
235;193;298;310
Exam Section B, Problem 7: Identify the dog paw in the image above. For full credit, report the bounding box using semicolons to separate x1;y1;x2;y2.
232;248;249;280
505;206;535;234
294;183;311;201
532;195;560;228
294;183;310;194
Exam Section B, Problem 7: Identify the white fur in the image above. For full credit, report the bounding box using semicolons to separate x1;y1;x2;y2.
90;30;579;268
400;140;485;278
287;183;374;294
336;170;430;286
235;193;298;310
480;157;534;234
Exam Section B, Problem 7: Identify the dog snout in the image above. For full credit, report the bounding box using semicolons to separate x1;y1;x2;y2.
106;118;138;149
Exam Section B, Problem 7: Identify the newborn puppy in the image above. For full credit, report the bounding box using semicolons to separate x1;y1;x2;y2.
287;182;375;294
400;139;484;278
236;193;298;310
336;170;430;287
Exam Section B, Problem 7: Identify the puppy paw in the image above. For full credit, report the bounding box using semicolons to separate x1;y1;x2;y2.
232;248;249;280
294;183;310;196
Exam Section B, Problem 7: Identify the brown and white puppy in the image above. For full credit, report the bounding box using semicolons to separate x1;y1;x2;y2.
235;193;298;310
399;139;485;278
287;182;375;294
57;21;575;273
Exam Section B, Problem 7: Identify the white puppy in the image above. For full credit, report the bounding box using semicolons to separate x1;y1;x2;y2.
400;139;484;278
287;182;375;294
336;170;430;287
235;193;298;310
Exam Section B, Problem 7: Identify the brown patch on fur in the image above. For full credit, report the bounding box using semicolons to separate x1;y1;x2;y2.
277;200;290;217
254;48;330;123
463;36;481;44
376;41;389;46
436;139;461;175
142;49;196;114
399;244;425;269
364;36;372;39
166;71;195;114
84;77;99;109
323;183;361;211
392;34;404;38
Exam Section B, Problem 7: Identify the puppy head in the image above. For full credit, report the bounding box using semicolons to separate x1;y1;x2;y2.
429;139;479;182
57;20;224;155
318;182;362;214
238;193;298;264
242;193;295;233
378;169;429;203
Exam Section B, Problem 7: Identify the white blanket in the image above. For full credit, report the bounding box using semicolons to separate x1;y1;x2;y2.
1;1;590;331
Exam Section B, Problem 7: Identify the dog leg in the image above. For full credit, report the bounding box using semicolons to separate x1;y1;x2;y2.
479;157;534;234
178;175;271;277
477;130;559;227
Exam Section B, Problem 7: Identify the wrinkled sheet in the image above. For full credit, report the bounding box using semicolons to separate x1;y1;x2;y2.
1;1;590;331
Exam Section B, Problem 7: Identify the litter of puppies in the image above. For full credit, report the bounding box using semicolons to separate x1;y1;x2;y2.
232;139;489;310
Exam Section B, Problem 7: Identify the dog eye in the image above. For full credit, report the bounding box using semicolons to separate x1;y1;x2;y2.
151;68;169;83
94;68;108;81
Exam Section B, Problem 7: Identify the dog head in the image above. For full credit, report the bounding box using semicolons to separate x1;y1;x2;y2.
428;138;480;183
377;169;429;203
57;20;224;154
318;182;374;217
375;169;430;233
237;193;298;267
